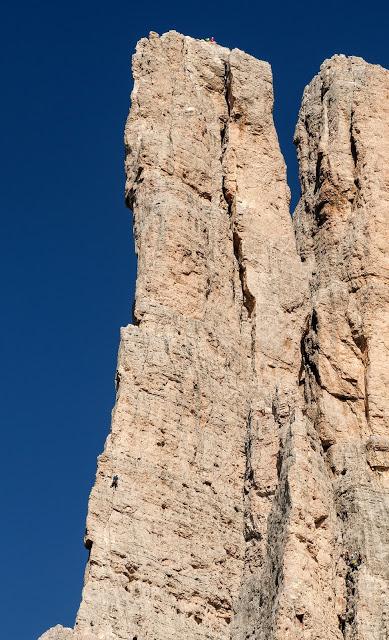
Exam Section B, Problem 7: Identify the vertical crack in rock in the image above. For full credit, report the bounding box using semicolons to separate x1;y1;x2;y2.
220;58;256;323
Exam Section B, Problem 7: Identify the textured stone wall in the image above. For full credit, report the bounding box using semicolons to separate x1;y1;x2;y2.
294;55;389;639
39;36;389;640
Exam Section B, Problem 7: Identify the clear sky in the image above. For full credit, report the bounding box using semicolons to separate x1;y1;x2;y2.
1;1;388;638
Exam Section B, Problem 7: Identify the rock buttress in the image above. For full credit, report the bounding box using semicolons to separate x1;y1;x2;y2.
39;31;306;640
79;32;253;640
295;55;389;639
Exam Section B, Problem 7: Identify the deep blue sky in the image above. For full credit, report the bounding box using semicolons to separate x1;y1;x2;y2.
1;1;388;638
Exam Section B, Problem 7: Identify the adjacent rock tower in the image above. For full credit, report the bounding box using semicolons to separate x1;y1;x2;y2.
40;32;389;640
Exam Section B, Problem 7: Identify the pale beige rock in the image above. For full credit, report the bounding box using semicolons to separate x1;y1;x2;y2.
40;30;305;640
39;41;389;640
39;625;74;640
294;55;389;639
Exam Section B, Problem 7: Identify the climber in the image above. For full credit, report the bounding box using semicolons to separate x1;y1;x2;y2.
349;552;361;569
210;36;216;43
111;474;119;489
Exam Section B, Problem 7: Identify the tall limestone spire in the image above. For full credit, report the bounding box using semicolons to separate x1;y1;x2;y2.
39;35;389;640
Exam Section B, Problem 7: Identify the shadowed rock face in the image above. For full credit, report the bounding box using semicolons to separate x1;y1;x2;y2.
40;35;389;640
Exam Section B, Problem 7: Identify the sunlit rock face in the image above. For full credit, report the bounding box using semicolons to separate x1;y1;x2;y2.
40;35;389;640
294;55;389;640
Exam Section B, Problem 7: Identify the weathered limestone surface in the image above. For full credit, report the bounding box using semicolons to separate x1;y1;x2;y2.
39;626;75;640
293;55;389;639
39;37;389;640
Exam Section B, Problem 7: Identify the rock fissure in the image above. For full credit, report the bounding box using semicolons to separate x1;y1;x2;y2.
232;231;256;319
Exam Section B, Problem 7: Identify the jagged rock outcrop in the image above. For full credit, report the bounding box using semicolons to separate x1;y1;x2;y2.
40;36;389;640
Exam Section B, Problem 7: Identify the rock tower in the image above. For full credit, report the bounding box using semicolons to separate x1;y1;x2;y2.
40;32;389;640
